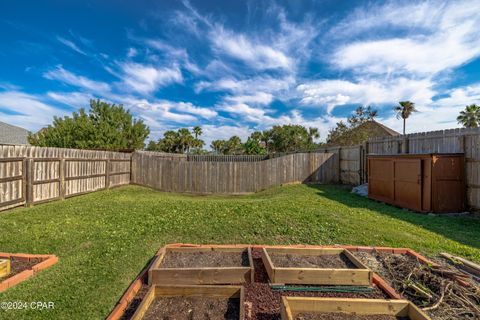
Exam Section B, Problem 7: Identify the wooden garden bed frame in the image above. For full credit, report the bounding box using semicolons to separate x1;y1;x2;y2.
148;245;254;285
0;252;58;293
107;244;440;320
280;297;431;320
261;247;372;285
0;259;10;277
131;285;245;320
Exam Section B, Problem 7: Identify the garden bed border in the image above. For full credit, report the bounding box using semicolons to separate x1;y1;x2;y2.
0;252;58;293
106;244;438;320
261;247;372;285
131;284;245;320
148;246;254;286
280;297;431;320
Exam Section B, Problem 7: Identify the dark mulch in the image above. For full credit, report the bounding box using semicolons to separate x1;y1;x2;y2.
142;296;240;320
0;257;44;281
268;252;356;269
294;314;409;320
160;250;250;268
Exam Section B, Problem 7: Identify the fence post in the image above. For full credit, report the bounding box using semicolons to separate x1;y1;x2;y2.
26;158;34;207
59;158;65;200
105;159;110;189
22;158;27;205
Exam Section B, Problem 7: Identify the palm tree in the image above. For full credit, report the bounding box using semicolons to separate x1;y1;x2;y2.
457;104;480;128
394;101;418;135
192;126;202;139
308;127;320;145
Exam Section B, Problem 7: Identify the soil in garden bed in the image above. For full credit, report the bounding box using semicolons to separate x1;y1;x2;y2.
293;314;409;320
0;257;44;281
353;251;480;320
268;252;356;269
141;296;240;320
160;250;250;268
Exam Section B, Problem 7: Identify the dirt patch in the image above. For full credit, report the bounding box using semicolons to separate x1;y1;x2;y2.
141;296;240;320
0;257;44;281
246;249;387;320
294;314;409;320
353;251;480;320
160;250;250;268
269;252;356;269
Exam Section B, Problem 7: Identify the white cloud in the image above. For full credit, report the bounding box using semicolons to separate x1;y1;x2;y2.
211;27;292;71
0;91;68;131
57;36;87;55
225;92;273;105
47;91;93;108
196;76;295;97
332;1;480;76
297;78;435;113
127;47;138;58
171;102;217;119
44;66;111;94
118;62;183;94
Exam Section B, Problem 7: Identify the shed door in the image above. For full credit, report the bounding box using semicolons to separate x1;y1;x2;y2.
394;159;422;211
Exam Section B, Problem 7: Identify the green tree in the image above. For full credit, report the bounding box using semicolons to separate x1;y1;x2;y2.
211;140;226;154
243;132;267;155
28;99;149;150
147;127;205;153
394;101;418;135
457;104;480;128
326;106;381;146
265;125;319;152
193;126;202;139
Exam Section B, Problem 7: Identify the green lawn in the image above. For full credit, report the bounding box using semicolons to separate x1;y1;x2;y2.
0;184;478;319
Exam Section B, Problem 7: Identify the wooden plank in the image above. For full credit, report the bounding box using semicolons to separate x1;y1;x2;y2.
280;297;431;320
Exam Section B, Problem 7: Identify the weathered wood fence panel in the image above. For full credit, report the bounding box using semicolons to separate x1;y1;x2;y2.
131;152;338;194
0;146;131;211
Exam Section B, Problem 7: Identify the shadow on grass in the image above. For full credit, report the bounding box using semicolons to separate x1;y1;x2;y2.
306;184;480;251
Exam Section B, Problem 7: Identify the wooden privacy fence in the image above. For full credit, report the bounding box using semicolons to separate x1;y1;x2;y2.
0;146;131;211
131;151;339;194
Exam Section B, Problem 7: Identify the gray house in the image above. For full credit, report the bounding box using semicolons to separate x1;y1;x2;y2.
0;121;30;145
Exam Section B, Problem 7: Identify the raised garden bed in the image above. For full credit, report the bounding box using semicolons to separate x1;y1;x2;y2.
148;246;254;285
130;285;245;320
110;245;396;320
0;253;58;292
280;297;431;320
261;248;372;285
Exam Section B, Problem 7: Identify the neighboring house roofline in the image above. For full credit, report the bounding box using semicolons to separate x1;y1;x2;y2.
0;121;30;145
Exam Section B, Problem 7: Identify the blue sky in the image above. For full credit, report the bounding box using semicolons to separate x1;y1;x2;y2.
1;0;480;145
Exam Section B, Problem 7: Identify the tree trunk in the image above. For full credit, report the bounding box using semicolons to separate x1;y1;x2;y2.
403;118;406;135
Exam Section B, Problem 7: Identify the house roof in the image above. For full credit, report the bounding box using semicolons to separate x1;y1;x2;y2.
0;121;30;145
371;120;400;136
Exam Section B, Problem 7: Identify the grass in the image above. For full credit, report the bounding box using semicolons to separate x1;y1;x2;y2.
0;184;478;319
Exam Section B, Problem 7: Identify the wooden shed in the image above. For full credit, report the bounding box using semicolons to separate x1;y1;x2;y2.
368;154;465;213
